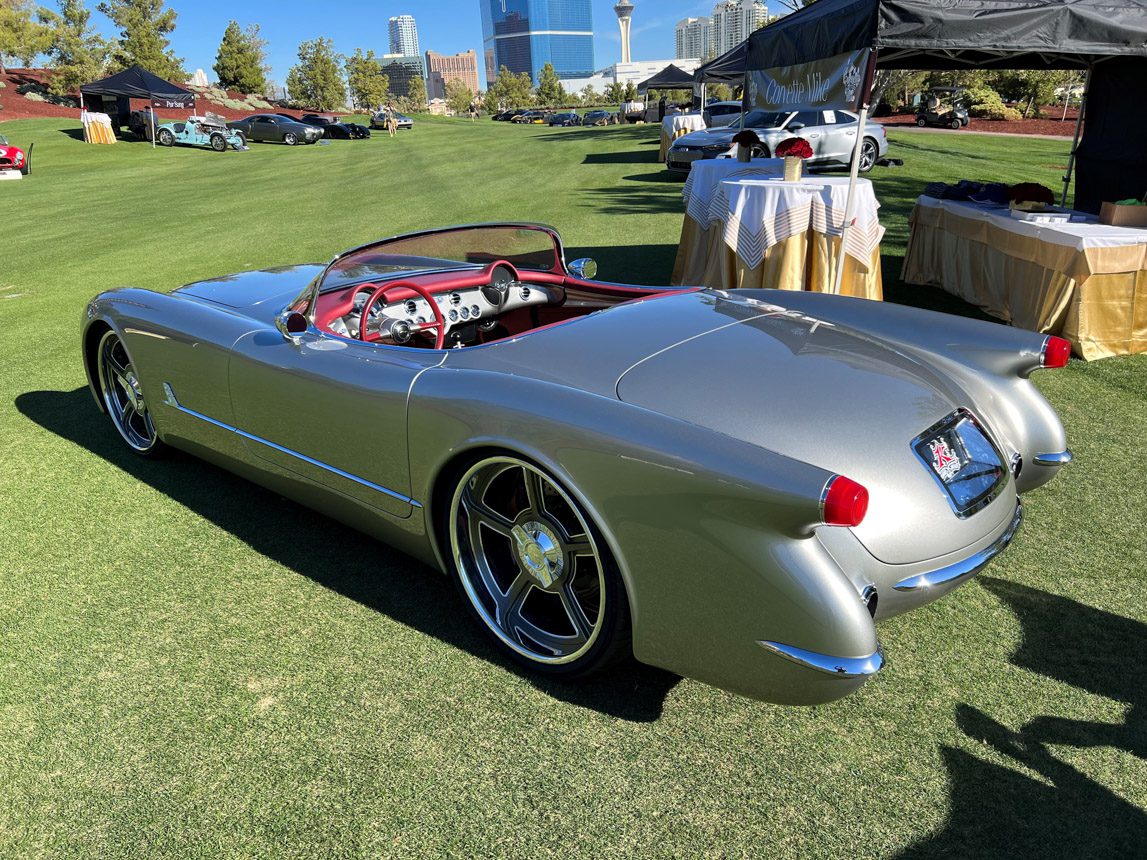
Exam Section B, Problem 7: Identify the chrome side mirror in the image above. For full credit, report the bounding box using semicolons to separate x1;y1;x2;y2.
568;258;598;280
276;310;309;344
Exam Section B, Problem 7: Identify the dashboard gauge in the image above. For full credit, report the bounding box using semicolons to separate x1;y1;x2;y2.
449;309;459;322
460;306;471;320
470;304;480;317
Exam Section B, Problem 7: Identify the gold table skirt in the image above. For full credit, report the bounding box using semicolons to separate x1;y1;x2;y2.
670;215;883;301
902;203;1147;360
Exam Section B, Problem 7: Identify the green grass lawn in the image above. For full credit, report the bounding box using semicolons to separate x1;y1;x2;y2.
1;115;1144;858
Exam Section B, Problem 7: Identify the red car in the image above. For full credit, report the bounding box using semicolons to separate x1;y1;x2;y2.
0;135;29;176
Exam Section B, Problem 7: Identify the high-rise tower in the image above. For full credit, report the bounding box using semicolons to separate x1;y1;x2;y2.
480;1;594;86
388;15;420;58
614;0;634;64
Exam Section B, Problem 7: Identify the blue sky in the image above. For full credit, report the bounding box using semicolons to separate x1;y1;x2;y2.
87;1;723;89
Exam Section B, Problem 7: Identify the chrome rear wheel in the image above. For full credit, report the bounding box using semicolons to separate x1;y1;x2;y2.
449;456;626;673
96;330;162;456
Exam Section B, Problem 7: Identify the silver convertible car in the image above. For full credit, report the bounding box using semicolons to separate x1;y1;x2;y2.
82;224;1071;705
667;108;889;174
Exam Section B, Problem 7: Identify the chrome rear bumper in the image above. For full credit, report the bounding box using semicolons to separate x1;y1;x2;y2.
892;500;1023;593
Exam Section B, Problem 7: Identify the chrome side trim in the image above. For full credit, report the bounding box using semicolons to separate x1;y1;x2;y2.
161;383;421;508
757;641;886;679
893;501;1022;593
1033;449;1073;467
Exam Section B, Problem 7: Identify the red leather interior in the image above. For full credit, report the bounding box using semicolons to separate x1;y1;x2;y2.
313;259;698;345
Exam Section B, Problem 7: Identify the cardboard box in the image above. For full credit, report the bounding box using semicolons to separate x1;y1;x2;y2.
1099;201;1147;228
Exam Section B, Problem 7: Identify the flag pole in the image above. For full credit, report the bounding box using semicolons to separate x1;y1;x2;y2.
831;51;878;296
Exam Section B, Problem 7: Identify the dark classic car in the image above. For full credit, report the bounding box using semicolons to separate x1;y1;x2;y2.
299;114;371;139
82;223;1072;706
512;110;547;124
226;114;323;145
583;109;613;126
548;111;583;126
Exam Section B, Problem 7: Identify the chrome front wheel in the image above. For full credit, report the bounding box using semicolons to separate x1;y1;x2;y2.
448;456;627;674
96;330;163;456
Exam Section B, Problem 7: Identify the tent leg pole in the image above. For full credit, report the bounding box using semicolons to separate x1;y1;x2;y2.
151;108;156;149
832;104;868;296
1061;66;1090;208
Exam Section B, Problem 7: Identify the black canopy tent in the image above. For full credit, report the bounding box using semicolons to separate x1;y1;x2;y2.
636;63;700;94
694;0;1147;291
80;65;195;145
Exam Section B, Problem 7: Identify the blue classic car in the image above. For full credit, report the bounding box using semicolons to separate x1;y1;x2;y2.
155;114;248;152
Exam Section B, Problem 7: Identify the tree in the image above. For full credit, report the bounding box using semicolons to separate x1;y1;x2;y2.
285;37;345;110
96;0;184;80
579;84;597;106
406;74;426;110
445;77;472;115
708;82;733;102
0;0;51;74
483;64;532;112
536;61;563;106
213;20;267;94
603;81;624;103
623;80;638;101
870;69;926;110
39;0;107;96
344;48;388;109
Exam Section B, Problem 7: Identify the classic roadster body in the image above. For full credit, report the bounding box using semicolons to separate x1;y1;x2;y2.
155;115;248;152
82;224;1071;705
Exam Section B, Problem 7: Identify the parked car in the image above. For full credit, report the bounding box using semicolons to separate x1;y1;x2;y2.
916;86;970;129
226;114;323;145
583;109;612;126
512;110;547;124
702;100;744;128
82;222;1072;706
548;111;583;127
369;111;414;131
667;108;889;173
491;109;520;121
154;113;248;152
0;134;29;177
299;114;371;139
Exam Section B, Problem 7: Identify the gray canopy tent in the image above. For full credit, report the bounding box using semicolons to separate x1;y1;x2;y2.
695;0;1147;291
636;64;700;94
80;65;196;147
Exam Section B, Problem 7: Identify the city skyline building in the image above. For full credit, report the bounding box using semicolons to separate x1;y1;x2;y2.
479;0;595;86
426;49;481;101
614;0;634;65
675;16;711;61
388;15;421;58
709;0;767;58
381;53;425;98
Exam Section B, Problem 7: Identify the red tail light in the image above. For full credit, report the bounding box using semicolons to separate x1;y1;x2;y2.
822;476;869;527
1041;336;1071;368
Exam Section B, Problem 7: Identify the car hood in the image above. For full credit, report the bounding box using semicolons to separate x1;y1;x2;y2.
176;264;323;313
674;126;783;147
611;292;1014;564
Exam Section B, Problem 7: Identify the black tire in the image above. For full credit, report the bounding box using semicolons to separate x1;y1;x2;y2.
446;454;631;678
283;132;297;146
209;132;227;152
916;117;927;127
232;131;246;149
950;118;962;130
751;144;769;160
94;329;167;458
859;138;879;173
157;128;175;147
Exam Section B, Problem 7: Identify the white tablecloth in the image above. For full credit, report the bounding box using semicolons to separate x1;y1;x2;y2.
915;196;1147;251
691;175;884;267
663;113;706;136
682;159;784;223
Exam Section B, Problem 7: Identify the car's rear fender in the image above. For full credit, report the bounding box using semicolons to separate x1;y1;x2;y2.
408;368;881;705
753;290;1069;492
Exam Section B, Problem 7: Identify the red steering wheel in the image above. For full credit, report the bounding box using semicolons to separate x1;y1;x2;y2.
359;281;446;349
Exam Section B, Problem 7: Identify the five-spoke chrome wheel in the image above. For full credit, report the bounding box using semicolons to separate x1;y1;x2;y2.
97;330;162;455
449;455;625;672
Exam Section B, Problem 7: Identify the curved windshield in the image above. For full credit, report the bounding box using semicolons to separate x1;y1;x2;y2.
316;225;563;293
737;110;789;129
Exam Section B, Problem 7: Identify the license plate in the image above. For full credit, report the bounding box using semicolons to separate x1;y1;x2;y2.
912;410;1005;517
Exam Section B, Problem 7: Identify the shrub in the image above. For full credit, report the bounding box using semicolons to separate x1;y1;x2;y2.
248;98;273;109
23;91;45;102
222;98;249;110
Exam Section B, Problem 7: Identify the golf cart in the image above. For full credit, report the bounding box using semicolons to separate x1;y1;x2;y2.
916;87;969;129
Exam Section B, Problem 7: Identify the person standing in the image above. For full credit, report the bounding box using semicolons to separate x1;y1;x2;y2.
385;102;398;138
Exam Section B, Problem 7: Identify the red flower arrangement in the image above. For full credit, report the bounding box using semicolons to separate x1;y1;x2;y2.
776;137;814;159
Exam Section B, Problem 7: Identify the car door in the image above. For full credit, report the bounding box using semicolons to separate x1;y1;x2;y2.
254;116;277;142
821;110;859;163
790;110;830;159
227;326;444;518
